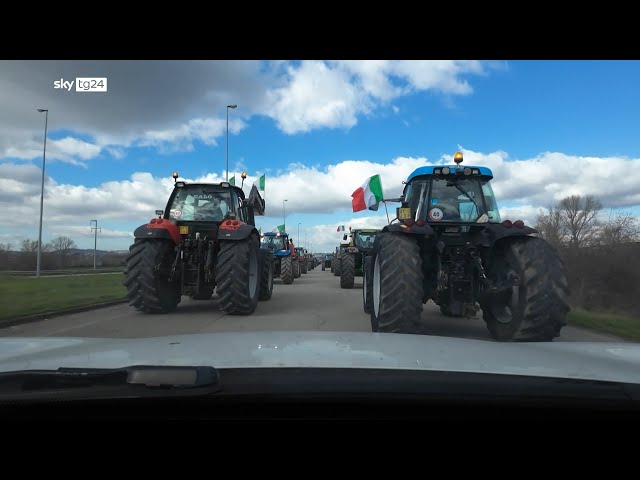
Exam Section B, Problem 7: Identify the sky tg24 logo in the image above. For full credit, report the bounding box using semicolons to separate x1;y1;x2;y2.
53;78;108;92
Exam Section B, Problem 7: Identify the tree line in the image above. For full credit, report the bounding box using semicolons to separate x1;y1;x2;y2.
0;236;127;271
535;195;640;315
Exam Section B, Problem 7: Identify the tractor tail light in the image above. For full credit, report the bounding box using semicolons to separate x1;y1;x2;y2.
502;220;513;228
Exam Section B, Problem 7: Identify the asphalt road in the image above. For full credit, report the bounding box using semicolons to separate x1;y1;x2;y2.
0;267;625;342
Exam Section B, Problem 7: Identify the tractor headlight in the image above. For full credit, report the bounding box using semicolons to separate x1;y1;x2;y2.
442;167;451;175
464;167;472;175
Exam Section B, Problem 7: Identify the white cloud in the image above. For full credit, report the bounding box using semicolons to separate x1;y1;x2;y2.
263;60;491;134
451;147;640;208
5;136;101;167
1;60;494;163
4;146;638;252
392;105;400;114
56;226;134;239
139;117;246;152
265;61;370;134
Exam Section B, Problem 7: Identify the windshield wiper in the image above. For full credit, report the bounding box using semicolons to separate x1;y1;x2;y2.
448;181;482;220
0;365;221;401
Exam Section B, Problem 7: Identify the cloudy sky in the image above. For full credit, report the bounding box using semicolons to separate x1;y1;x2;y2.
1;60;640;252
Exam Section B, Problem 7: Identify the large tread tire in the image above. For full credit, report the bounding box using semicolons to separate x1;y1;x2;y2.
363;256;373;315
340;253;355;289
333;257;341;276
371;233;424;333
322;262;326;271
293;259;301;278
215;236;260;315
259;251;274;301
301;259;308;274
482;237;570;342
330;257;335;273
123;239;181;313
280;256;294;284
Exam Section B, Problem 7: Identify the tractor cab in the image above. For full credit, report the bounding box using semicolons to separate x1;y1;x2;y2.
261;232;292;257
398;152;501;226
160;175;265;240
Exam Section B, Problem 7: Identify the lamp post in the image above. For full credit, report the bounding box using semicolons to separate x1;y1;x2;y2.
90;220;101;270
282;199;288;231
226;104;237;181
36;108;48;278
298;222;301;247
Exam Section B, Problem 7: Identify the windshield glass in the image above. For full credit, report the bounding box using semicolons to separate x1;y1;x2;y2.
168;186;231;222
354;231;376;248
261;236;286;250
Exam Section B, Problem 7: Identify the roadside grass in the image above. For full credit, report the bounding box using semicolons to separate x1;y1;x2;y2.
568;308;640;341
0;274;126;321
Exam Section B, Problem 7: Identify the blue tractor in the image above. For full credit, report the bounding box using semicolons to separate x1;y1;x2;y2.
365;151;570;341
261;231;298;284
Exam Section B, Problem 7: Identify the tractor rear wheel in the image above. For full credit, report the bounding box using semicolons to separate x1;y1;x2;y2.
123;239;181;313
259;251;274;301
333;257;341;276
363;256;373;315
340;253;355;289
216;235;260;315
280;256;294;284
481;237;570;341
370;233;423;333
293;259;300;278
301;259;308;274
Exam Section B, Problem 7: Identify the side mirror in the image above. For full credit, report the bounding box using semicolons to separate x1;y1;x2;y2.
343;234;348;241
155;210;163;218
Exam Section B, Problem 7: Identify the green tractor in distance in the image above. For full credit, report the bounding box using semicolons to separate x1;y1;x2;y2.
339;228;381;289
366;151;570;341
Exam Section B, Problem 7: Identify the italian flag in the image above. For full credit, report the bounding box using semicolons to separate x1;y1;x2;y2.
351;174;383;212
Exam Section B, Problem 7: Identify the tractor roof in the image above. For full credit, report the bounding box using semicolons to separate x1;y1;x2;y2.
407;165;493;183
173;181;247;199
262;231;289;237
352;228;381;233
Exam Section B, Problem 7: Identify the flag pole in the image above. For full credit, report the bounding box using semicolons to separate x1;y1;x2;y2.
383;200;390;224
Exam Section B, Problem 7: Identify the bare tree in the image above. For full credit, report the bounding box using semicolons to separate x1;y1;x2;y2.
0;242;12;270
558;195;602;250
20;239;39;254
598;211;640;246
48;236;77;268
535;206;565;249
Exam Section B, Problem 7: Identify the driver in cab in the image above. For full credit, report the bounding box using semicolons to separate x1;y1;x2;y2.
198;195;224;221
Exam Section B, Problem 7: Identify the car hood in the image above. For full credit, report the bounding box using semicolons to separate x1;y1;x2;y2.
0;331;639;384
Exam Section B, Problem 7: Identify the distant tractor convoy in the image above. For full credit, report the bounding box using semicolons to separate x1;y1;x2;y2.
125;151;570;343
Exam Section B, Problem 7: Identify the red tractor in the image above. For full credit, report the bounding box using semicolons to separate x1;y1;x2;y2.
123;174;272;315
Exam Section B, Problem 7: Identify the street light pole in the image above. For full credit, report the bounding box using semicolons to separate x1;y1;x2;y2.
36;108;48;278
226;104;237;181
90;220;101;270
283;199;288;231
298;222;301;247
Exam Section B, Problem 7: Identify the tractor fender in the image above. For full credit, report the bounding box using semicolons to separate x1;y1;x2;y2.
382;223;435;236
480;223;537;245
218;221;258;241
134;219;180;245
